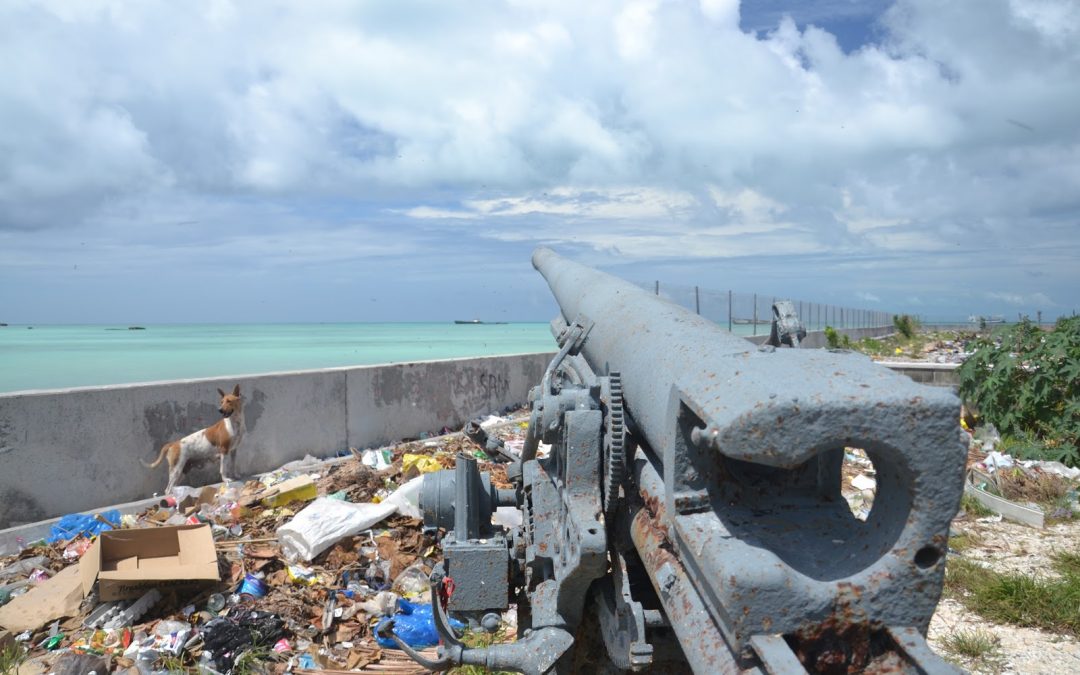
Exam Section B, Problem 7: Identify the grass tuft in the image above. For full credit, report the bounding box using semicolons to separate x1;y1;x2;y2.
1053;550;1080;577
942;627;999;659
959;493;995;518
0;641;27;675
948;531;983;553
945;552;1080;635
941;628;1004;672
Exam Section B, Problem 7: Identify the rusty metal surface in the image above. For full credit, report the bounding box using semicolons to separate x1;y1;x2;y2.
533;247;965;658
404;248;966;674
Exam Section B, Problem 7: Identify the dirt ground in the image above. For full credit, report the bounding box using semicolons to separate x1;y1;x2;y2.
928;515;1080;674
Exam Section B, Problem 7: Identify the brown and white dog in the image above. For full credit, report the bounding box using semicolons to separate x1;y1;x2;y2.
143;384;246;494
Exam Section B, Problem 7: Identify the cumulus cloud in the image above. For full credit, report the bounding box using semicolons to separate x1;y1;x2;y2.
0;0;1077;321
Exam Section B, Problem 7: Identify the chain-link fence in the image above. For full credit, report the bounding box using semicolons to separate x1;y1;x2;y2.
637;282;893;338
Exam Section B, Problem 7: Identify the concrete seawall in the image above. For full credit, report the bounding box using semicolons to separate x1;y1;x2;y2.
0;324;915;531
0;353;551;529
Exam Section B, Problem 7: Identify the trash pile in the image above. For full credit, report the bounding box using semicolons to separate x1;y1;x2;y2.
841;448;876;521
876;334;977;364
0;413;528;674
962;423;1080;528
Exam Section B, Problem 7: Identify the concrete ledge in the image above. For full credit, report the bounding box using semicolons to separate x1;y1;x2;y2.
879;362;961;387
744;325;895;348
0;353;552;529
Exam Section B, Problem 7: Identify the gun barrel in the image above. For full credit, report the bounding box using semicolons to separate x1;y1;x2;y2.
533;247;966;660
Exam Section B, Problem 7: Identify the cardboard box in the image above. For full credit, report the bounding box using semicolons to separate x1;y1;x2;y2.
80;524;220;601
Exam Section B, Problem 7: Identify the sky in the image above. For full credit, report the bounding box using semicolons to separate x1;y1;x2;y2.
1;0;1078;325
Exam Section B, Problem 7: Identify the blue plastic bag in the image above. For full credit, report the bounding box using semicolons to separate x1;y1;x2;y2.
46;510;120;544
375;599;465;649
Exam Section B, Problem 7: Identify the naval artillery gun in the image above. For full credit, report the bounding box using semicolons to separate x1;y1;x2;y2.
383;248;967;674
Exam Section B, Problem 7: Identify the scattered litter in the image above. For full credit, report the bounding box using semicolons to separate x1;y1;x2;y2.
201;610;285;672
361;448;393;471
0;556;49;582
0;408;532;674
982;450;1015;473
850;474;877;491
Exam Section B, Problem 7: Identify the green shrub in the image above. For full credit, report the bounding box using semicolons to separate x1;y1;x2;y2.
892;314;919;339
824;325;851;349
959;317;1080;467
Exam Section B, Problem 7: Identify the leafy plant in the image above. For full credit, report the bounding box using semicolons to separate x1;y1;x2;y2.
959;317;1080;467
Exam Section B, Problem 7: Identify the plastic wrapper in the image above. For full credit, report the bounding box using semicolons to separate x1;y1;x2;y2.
392;562;431;598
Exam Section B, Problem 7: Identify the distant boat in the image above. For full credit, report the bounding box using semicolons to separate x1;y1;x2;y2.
128;326;146;330
454;319;507;325
0;322;7;327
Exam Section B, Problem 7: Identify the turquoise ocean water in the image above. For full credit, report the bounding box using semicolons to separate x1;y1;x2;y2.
0;323;556;394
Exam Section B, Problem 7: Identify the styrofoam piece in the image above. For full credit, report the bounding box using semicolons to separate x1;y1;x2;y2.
83;600;124;629
964;475;1044;529
104;589;161;629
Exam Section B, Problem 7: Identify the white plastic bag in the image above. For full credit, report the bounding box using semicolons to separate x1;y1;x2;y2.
278;498;397;562
383;476;424;519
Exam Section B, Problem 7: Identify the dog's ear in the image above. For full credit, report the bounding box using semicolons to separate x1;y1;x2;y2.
233;384;241;397
217;388;227;398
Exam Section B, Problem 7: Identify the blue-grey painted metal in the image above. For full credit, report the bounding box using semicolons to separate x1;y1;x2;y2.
402;247;967;674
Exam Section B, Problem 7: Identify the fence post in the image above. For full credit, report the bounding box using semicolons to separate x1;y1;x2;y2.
695;286;700;315
753;294;758;336
728;291;733;333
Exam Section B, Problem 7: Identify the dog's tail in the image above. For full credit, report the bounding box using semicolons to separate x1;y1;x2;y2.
141;443;170;469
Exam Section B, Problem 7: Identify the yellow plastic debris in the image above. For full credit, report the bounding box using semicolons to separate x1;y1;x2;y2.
261;476;318;508
402;454;443;474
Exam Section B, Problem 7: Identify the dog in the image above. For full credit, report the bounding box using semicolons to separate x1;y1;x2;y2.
143;384;246;494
